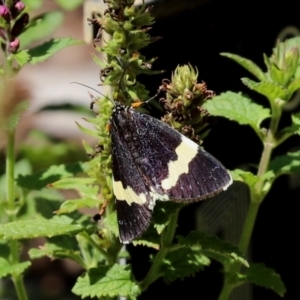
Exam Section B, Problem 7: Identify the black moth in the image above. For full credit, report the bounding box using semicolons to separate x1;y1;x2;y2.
110;103;232;244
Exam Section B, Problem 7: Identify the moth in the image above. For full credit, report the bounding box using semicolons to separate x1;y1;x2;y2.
109;103;232;244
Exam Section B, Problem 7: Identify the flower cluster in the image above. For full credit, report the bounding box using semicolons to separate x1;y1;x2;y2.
0;0;27;53
160;65;215;143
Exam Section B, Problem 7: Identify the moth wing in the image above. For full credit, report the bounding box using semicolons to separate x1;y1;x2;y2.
111;112;153;243
121;108;232;200
111;106;232;243
163;140;232;201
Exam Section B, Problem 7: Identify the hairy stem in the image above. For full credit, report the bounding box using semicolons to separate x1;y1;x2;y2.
140;208;180;291
218;102;282;300
6;130;28;300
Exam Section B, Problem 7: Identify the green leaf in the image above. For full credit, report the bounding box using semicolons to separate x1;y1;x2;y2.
26;189;64;219
101;211;119;238
245;263;286;297
280;112;300;136
0;216;83;239
0;258;31;278
177;231;248;267
50;177;96;189
17;162;87;190
241;78;288;101
39;103;91;114
231;169;275;198
132;238;160;250
288;76;300;96
82;140;95;155
27;38;83;64
230;169;260;187
57;198;100;214
162;247;210;283
19;12;64;49
72;265;140;299
29;235;81;261
220;53;266;81
50;178;97;198
268;62;288;87
55;0;83;10
91;53;105;67
269;151;300;177
204;91;270;138
152;201;182;234
132;225;160;250
76;122;100;138
12;50;31;67
267;40;299;86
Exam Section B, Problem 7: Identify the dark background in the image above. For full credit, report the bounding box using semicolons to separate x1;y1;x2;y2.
133;0;299;299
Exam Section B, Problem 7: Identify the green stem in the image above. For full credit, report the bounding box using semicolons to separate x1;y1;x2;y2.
218;277;235;300
218;102;282;300
256;102;280;180
140;208;180;291
217;202;262;300
6;130;28;300
162;207;180;246
276;132;293;147
238;201;260;255
79;231;109;261
6;130;16;213
140;244;167;290
256;138;274;179
12;276;28;300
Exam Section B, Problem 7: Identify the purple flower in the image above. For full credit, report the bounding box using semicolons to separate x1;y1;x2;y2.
0;5;11;22
15;2;25;13
9;38;20;53
10;1;25;19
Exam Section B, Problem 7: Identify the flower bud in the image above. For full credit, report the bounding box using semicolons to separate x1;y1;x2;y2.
15;2;25;12
0;5;11;23
8;38;19;53
11;1;25;19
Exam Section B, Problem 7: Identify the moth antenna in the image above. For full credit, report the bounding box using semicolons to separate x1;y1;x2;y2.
144;88;162;105
70;82;114;105
70;81;104;96
131;88;163;112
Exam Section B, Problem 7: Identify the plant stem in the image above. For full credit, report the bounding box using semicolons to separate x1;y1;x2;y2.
6;130;16;214
238;200;260;255
79;231;109;262
218;102;282;300
256;102;280;180
140;244;167;291
218;277;235;300
162;207;180;246
6;129;28;300
13;276;28;300
140;208;180;291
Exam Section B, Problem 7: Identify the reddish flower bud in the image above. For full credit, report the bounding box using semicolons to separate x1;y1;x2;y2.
8;38;19;53
10;1;25;19
15;2;25;12
0;5;11;22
